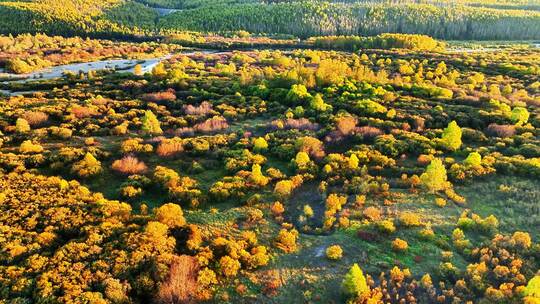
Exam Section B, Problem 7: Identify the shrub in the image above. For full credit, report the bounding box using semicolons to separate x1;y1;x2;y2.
50;126;73;139
71;153;102;178
252;137;268;152
392;238;409;252
156;138;184;157
19;140;43;154
193;116;229;133
286;84;311;104
152;62;167;78
22;111;48;127
134;64;143;76
275;229;298;253
512;231;531;249
121;138;153;154
356;126;384;139
486;124;516;138
303;205;314;218
155;203;186;228
348;154;360;169
310;93;331;111
271;118;319;131
341;263;369;299
525;275;540;300
156;255;199;304
184;101;213;115
71;106;97;118
15;118;31;133
511;106;529;125
111;156;148;175
336;116;357;136
295;136;325;159
326;245;343;260
463;152;482;167
363;206;382;221
219;255;241;277
294;151;310;168
435;197;447;207
399;212;423;227
249;164;269;186
274;180;295;198
271;201;285;217
104;278;129;303
197;267;218;287
142;90;176;103
376;220;396;234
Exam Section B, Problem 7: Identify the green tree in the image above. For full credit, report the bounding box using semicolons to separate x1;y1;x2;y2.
141;110;163;135
526;275;540;299
253;137;268;151
420;158;448;192
72;153;102;178
341;263;369;298
463;152;481;167
511;107;529;125
295;151;310;167
348;154;359;169
15;118;30;133
441;120;462;151
310;93;331;112
286;84;311;104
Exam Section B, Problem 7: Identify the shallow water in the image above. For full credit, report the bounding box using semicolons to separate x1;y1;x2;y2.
0;50;222;96
1;56;169;82
0;50;224;83
154;8;179;16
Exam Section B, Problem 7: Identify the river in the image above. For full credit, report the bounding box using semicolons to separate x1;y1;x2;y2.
0;50;221;96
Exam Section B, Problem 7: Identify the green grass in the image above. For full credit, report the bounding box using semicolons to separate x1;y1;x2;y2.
216;175;538;303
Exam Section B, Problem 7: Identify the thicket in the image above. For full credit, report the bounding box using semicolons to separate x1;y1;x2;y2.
159;1;540;40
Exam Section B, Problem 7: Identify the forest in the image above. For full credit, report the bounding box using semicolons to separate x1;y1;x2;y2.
0;30;539;303
0;0;539;303
0;0;539;40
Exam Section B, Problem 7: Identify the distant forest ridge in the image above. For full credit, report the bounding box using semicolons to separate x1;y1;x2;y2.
0;0;539;40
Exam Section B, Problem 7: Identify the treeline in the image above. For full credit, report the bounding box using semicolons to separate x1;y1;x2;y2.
1;0;539;40
159;1;540;40
310;33;445;51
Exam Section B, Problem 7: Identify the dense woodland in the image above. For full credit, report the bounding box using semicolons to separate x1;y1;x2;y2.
160;1;540;40
0;31;539;303
0;0;539;40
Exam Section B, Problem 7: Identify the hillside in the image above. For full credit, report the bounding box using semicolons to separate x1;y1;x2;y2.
159;1;540;40
0;0;158;37
1;0;540;40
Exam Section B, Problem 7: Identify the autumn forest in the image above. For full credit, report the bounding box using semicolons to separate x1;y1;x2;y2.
0;0;539;303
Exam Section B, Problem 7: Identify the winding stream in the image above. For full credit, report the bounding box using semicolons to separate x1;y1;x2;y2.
0;50;220;96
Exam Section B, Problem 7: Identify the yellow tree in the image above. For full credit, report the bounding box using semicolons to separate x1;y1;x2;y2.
342;263;370;299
